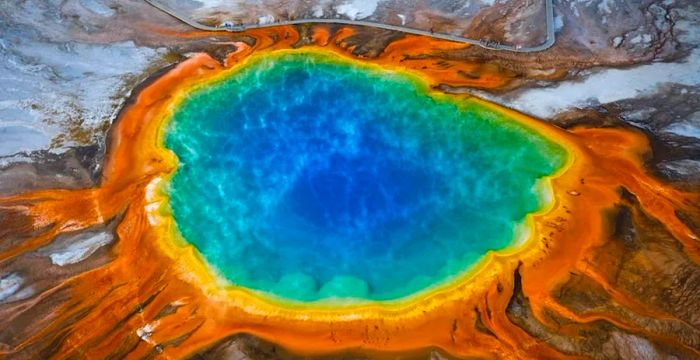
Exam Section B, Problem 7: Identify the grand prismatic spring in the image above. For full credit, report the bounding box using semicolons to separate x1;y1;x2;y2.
165;51;567;302
1;25;699;359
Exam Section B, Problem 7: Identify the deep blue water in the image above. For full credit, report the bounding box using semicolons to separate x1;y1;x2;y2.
165;52;567;301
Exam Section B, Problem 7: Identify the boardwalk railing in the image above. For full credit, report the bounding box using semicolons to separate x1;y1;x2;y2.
144;0;555;53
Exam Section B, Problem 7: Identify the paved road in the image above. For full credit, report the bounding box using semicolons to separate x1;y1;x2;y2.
144;0;555;53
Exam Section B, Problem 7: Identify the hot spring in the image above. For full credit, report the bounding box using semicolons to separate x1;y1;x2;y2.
164;51;567;302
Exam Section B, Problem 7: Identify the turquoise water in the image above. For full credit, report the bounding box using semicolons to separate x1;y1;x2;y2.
165;52;566;302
